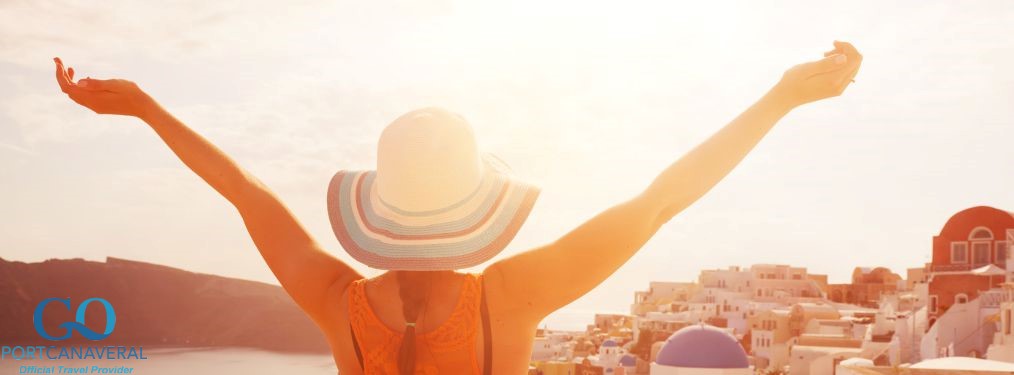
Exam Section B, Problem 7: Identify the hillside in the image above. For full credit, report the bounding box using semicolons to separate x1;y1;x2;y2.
0;257;330;353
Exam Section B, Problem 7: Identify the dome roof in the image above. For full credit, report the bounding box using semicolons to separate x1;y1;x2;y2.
620;354;637;366
937;206;1014;237
655;324;749;369
839;357;874;367
601;339;619;347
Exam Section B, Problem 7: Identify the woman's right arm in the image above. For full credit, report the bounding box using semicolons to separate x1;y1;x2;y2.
54;58;362;322
486;42;862;319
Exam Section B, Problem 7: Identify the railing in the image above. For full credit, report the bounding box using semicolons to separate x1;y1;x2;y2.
929;263;1002;273
930;264;975;272
981;290;1004;308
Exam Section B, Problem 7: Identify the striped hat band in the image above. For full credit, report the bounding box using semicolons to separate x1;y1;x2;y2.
327;161;539;271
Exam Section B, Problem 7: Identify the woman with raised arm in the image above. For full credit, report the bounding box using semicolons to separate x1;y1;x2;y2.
54;41;861;375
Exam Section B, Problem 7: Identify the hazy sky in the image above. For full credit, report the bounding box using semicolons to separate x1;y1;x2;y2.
2;1;1013;329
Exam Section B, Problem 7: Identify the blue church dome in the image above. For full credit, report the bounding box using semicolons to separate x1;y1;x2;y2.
655;324;749;368
601;339;619;347
620;354;637;366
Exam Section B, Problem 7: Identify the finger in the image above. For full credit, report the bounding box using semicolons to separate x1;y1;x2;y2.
834;41;860;58
833;42;862;88
68;67;75;81
60;62;73;84
837;60;862;89
58;59;75;86
803;53;849;76
830;57;862;96
54;58;73;93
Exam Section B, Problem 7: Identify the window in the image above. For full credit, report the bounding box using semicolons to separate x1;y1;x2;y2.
929;295;938;313
973;242;992;265
971;227;994;240
951;242;968;264
956;293;968;304
998;241;1009;262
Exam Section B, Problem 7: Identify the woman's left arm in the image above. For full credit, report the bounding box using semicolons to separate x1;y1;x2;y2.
485;42;862;319
53;59;363;323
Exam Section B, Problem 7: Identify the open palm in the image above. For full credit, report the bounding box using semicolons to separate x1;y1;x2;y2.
776;41;863;106
54;57;153;118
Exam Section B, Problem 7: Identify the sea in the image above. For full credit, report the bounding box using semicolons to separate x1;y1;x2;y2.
0;309;609;374
0;348;338;375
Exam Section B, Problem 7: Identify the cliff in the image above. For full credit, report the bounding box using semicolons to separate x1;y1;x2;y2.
0;257;330;353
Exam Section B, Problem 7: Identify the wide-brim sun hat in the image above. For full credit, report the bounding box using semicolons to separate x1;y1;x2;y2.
327;107;540;271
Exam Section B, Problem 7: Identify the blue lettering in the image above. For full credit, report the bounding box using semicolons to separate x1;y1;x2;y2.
74;298;116;340
33;298;72;341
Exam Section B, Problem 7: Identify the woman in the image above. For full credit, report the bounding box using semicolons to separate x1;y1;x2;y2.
54;41;861;374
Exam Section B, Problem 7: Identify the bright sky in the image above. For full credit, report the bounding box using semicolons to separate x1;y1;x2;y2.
2;1;1013;330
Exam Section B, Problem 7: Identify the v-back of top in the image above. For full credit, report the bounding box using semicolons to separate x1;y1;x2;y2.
347;273;484;375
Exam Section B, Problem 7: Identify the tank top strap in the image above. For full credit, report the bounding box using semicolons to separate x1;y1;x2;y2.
347;278;404;374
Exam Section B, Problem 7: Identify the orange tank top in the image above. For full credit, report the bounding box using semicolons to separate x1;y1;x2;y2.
347;273;485;375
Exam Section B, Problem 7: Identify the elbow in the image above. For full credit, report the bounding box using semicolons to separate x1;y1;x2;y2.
633;190;683;229
655;206;677;228
227;174;270;210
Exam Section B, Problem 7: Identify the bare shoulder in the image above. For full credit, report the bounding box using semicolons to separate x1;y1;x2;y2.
481;264;546;323
315;276;363;332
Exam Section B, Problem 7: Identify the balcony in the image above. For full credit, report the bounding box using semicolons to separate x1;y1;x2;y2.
930;264;974;272
929;262;1005;273
980;290;1004;308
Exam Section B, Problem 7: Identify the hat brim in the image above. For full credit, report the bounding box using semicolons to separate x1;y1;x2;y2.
326;167;539;271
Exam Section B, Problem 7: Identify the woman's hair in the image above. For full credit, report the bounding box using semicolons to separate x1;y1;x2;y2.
396;271;436;375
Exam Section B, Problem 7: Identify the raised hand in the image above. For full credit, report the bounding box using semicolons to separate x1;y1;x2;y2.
774;41;863;107
54;57;155;118
50;56;362;327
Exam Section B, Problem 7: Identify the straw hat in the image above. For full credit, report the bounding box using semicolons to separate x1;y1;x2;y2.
327;107;540;270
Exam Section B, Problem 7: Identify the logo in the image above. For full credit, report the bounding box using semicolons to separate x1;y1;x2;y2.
32;298;117;341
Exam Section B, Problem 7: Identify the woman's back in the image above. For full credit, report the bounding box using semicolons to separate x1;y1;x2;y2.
348;273;483;374
323;271;543;375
